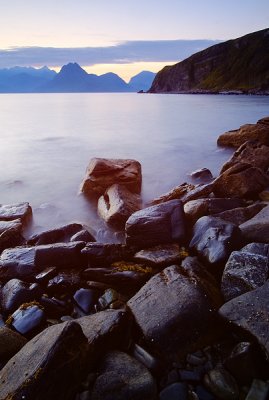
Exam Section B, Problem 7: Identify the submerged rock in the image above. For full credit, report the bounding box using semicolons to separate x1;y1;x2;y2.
81;158;142;197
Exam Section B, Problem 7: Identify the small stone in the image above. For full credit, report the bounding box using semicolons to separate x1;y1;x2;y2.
73;288;98;313
190;168;213;182
204;367;239;400
134;244;187;268
70;229;96;242
35;266;57;283
179;369;202;383
159;383;188;400
131;343;161;373
11;303;46;336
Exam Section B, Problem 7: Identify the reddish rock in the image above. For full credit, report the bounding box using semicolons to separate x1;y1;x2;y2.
217;123;269;147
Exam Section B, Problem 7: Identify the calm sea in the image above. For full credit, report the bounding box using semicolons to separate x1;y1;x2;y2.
0;93;268;240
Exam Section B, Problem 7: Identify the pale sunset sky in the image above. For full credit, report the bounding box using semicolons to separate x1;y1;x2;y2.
0;0;268;81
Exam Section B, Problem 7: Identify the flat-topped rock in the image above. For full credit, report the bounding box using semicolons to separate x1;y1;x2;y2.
217;122;269;147
0;202;32;223
81;158;142;197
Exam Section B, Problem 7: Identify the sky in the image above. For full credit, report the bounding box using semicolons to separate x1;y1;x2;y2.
0;0;268;81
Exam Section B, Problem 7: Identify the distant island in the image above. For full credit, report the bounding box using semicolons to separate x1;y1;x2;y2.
0;63;156;93
149;27;269;95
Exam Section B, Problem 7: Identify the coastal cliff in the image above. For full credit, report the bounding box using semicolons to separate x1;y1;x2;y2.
149;28;269;94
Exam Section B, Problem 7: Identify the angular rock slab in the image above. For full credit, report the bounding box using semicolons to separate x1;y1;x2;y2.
240;205;269;243
81;158;142;197
28;223;84;245
221;251;269;301
0;202;32;223
219;281;269;358
212;162;269;199
35;241;86;269
91;351;157;400
217;122;269;148
190;216;242;266
0;321;88;400
98;184;141;228
128;265;221;362
126;199;185;248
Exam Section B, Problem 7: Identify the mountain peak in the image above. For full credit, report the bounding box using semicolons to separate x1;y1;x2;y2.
60;62;87;76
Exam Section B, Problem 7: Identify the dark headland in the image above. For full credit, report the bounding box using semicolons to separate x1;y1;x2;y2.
0;116;269;399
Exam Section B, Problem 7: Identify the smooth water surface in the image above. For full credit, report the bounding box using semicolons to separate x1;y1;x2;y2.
0;93;268;239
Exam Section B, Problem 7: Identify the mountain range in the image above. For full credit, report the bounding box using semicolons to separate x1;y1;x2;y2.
0;63;156;93
149;28;269;94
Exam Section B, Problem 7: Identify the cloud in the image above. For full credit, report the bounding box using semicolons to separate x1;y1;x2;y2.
0;39;220;67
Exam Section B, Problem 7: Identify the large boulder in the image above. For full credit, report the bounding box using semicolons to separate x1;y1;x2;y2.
98;184;141;228
217;122;269;147
0;202;32;223
91;351;157;400
240;205;269;243
219;281;269;359
128;264;222;362
212;162;269;198
220;140;269;173
28;223;85;245
35;241;86;269
190;216;242;267
80;158;142;197
126;199;185;248
0;321;88;400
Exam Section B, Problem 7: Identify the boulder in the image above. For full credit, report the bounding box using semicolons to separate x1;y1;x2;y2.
220;140;269;173
81;243;135;266
35;241;86;269
190;167;213;182
0;219;25;253
70;229;95;242
128;265;222;362
10;303;46;336
241;242;269;257
221;251;269;301
98;184;141;228
91;351;157;400
0;246;36;279
0;202;32;223
213;202;266;225
1;278;41;314
0;327;27;362
190;216;242;266
0;321;88;400
184;198;243;225
212;162;269;198
219;281;269;358
240;205;269;243
134;243;187;268
126;199;185;248
217;123;269;147
81;158;142;197
28;223;84;245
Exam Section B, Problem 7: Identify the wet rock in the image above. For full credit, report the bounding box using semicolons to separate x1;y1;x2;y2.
245;379;269;400
97;288;126;310
180;183;213;203
39;296;71;319
221;251;268;301
126;199;185;248
219;281;269;358
0;321;88;400
0;219;25;253
217;122;269;147
134;243;187;268
128;265;221;362
35;241;86;269
240;205;269;243
213;162;269;198
150;182;195;205
0;219;22;234
0;327;27;362
159;383;188;400
190;216;242;266
71;229;96;242
81;158;142;197
10;303;46;336
241;242;269;257
81;243;135;266
190;167;213;182
74;288;98;313
98;184;141;228
28;223;84;245
131;343;161;373
0;246;36;279
220;140;269;173
35;266;57;283
204;367;239;400
213;202;266;225
91;350;157;400
0;202;32;223
47;270;81;295
184;198;243;225
1;278;41;314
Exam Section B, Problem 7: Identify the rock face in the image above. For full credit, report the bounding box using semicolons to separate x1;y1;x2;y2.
91;351;157;400
149;28;269;94
240;205;269;243
126;199;185;248
217;122;269;148
128;265;221;361
81;158;142;197
0;321;88;400
98;184;141;228
219;281;269;358
212;162;269;198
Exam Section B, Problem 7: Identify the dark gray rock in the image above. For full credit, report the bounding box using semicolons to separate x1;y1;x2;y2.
70;229;95;242
213;202;266;225
35;266;57;283
11;303;46;336
81;158;142;197
98;184;141;228
35;241;86;269
221;251;268;301
134;243;186;268
245;379;269;400
128;265;222;362
1;278;41;314
0;246;36;279
126;199;185;248
190;216;242;266
240;205;269;243
0;327;27;362
241;242;269;257
204;367;239;400
39;296;71;319
47;270;81;295
0;321;88;400
73;288;98;313
91;350;157;400
81;243;134;266
0;202;32;223
159;383;188;400
28;223;84;245
219;281;269;358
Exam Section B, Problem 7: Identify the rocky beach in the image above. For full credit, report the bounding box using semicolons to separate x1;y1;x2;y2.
0;116;269;399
